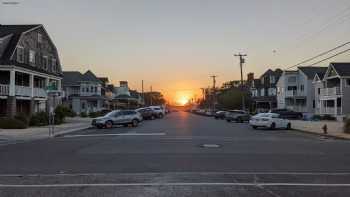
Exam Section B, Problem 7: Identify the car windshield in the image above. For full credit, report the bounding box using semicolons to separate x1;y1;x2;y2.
3;1;348;196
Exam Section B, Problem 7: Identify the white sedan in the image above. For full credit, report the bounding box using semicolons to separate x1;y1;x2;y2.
249;113;291;130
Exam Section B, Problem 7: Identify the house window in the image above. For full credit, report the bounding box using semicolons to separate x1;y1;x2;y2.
42;56;48;70
260;88;265;96
95;87;97;93
300;85;304;91
17;47;24;63
346;79;350;87
29;50;36;64
261;77;264;85
52;58;57;72
288;76;297;83
38;33;42;43
270;75;276;84
313;100;315;108
318;88;320;95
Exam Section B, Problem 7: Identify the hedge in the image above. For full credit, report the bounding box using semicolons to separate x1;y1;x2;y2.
0;117;28;129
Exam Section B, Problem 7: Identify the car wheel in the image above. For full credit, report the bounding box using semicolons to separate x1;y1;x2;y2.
226;119;231;122
105;121;113;129
158;113;164;118
132;119;139;127
97;125;103;129
286;123;291;130
270;122;276;130
151;115;155;120
252;126;257;129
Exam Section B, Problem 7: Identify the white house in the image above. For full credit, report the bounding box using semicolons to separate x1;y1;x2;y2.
276;67;327;117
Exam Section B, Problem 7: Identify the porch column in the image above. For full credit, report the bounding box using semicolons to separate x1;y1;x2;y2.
7;70;16;117
29;74;34;97
9;70;15;96
57;80;62;91
334;98;337;116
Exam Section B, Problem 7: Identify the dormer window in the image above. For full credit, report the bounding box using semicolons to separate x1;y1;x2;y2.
29;50;36;64
16;46;24;63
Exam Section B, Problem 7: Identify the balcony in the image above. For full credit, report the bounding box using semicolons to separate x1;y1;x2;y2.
33;88;47;98
15;86;32;97
0;85;47;98
0;84;9;96
320;87;342;97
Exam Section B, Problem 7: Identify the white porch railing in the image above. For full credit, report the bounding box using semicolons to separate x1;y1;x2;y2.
15;86;31;97
320;87;342;97
34;88;47;98
320;107;342;115
0;84;9;95
286;90;297;97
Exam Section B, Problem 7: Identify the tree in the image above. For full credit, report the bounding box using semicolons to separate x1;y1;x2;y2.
143;92;166;106
216;88;251;110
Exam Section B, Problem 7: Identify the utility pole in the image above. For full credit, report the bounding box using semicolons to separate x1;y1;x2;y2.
210;75;218;112
234;53;247;111
150;86;153;106
141;80;144;105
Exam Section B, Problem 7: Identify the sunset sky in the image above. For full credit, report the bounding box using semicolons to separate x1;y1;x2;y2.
1;0;350;104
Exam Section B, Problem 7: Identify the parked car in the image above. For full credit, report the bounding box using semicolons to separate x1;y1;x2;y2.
214;111;227;119
92;110;143;129
269;109;303;119
149;106;165;118
136;107;155;120
249;113;291;130
225;110;250;123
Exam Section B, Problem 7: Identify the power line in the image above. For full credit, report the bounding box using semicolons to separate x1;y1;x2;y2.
306;48;350;67
286;41;350;69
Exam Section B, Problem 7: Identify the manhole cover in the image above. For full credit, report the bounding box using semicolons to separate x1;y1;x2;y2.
200;144;221;148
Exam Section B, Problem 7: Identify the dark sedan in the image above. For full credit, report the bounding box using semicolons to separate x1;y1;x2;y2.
270;109;303;119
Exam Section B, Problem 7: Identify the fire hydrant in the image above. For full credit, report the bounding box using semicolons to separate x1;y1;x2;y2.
322;124;328;135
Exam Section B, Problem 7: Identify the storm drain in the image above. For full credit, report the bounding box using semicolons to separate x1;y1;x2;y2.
199;144;222;148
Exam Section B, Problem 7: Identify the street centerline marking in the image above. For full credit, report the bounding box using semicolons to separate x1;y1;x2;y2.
62;132;166;138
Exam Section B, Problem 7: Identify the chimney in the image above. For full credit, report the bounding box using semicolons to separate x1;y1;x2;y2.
120;81;128;87
247;73;254;82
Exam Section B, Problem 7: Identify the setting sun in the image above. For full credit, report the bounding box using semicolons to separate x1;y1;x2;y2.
177;96;189;106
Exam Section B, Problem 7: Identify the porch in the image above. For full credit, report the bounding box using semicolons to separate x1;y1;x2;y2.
319;98;342;116
0;70;61;98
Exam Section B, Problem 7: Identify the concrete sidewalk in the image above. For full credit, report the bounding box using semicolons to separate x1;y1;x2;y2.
291;120;350;139
0;117;92;145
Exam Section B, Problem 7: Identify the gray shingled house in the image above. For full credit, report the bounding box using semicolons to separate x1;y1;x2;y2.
0;24;63;117
62;70;106;114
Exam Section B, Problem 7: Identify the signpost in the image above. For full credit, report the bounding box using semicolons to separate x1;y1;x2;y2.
46;82;61;137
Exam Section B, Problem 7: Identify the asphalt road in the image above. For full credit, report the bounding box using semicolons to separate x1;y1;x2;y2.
1;111;350;196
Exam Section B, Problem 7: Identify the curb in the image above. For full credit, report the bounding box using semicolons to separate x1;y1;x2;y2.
292;128;350;140
53;126;92;138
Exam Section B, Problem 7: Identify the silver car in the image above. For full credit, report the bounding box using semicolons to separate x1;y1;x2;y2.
92;110;143;129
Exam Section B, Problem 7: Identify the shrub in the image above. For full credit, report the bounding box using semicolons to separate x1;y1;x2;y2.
30;112;49;126
14;113;29;125
88;110;109;118
54;105;66;125
344;118;350;134
0;117;28;129
321;115;336;121
80;112;88;118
